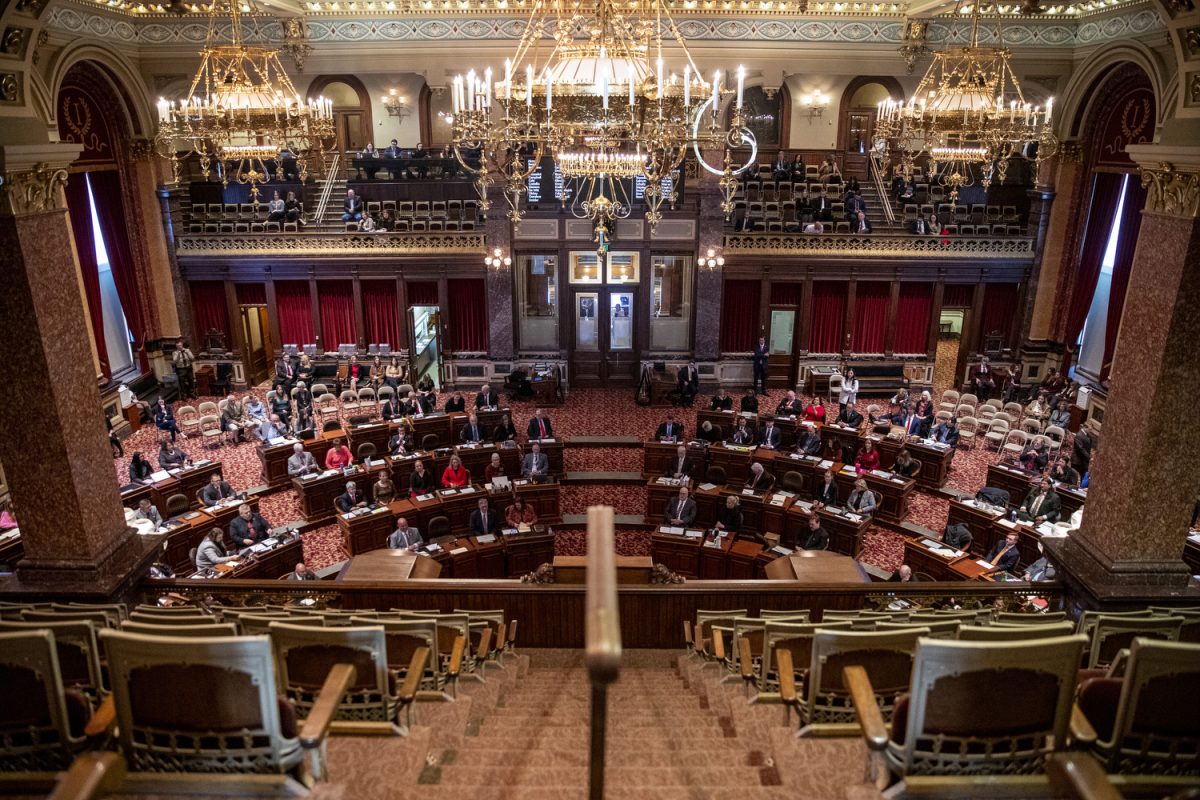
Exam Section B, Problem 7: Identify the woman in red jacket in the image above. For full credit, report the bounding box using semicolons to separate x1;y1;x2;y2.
441;454;470;488
325;438;353;470
804;397;827;423
855;439;881;474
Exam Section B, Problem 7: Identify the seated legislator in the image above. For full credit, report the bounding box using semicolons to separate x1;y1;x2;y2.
444;392;466;412
804;397;827;423
744;462;775;494
715;495;743;535
522;442;551;484
325;438;353;470
729;417;756;445
372;473;396;505
290;406;315;439
129;452;154;483
795;427;824;457
409;460;437;496
201;473;236;507
930;417;960;447
469;498;502;536
710;387;733;411
775;390;802;417
800;514;830;551
814;470;838;507
846;479;877;516
740;388;759;414
506;497;539;528
255;414;287;443
381;392;405;421
527;409;554;440
388;428;414;458
289;562;319;581
134;498;163;527
387;517;423;550
287;442;318;477
158;441;190;470
484;453;507;482
758;419;782;450
663;486;697;527
664;444;696;481
1016;477;1061;524
194;528;234;572
459;413;488;444
908;397;934;437
891;448;919;478
698;421;720;444
336;480;368;513
655;413;685;442
475;383;500;409
1048;457;1080;488
984;531;1021;573
855;440;881;474
441;455;470;488
493;414;518;443
838;401;863;428
229;503;271;547
942;522;973;551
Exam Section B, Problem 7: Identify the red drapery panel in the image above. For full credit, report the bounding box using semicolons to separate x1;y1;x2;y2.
363;281;401;347
719;280;760;352
448;278;488;352
235;283;267;305
1102;176;1145;381
65;173;110;377
275;280;313;345
86;170;148;371
408;281;439;306
981;283;1019;347
319;281;356;349
895;283;934;354
942;284;974;307
189;282;230;346
852;281;889;353
811;281;847;354
769;282;800;306
1065;173;1123;362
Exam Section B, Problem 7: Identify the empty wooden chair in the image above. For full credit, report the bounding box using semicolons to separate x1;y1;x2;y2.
756;620;853;696
119;621;239;638
126;612;220;627
958;622;1076;641
877;620;961;640
1086;615;1183;671
23;607;120;630
996;611;1068;625
0;620;106;704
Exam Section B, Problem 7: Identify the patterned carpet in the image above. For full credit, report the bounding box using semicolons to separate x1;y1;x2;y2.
113;380;1039;573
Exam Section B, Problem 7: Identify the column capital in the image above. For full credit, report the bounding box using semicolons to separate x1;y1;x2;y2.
0;143;82;216
1126;144;1200;219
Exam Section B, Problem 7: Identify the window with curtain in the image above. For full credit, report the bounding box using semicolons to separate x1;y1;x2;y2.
86;175;134;376
362;281;400;348
811;281;847;354
319;281;355;349
189;281;231;346
518;255;558;350
650;255;692;351
895;283;933;354
852;281;889;353
449;278;488;352
719;279;760;352
1077;174;1136;379
275;281;314;345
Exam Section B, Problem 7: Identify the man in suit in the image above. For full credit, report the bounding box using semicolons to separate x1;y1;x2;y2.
815;470;839;507
460;413;487;444
796;428;823;457
387;517;423;550
1071;422;1098;476
665;444;694;481
1022;543;1056;581
522;442;551;484
677;362;699;407
255;414;286;443
229;504;271;547
773;150;790;180
288;562;319;581
751;336;769;394
655;413;684;441
800;514;829;551
741;388;759;414
527;408;554;440
381;393;405;421
275;356;296;394
469;498;501;536
710;387;733;411
907;215;934;235
475;383;500;409
336;480;368;513
134;498;163;528
758;419;782;450
931;417;960;447
1016;477;1061;524
341;189;363;222
985;531;1021;573
847;479;877;516
942;522;973;552
409;460;436;496
730;418;756;445
287;442;318;477
201;473;237;507
221;394;250;442
745;462;775;493
663;486;697;526
851;210;872;234
775;390;802;417
811;193;833;222
838;401;863;429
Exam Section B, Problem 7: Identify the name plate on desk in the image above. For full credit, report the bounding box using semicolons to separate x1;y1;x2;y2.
684;529;703;538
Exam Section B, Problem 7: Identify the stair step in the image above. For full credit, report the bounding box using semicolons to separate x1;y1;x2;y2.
430;766;771;788
446;748;767;768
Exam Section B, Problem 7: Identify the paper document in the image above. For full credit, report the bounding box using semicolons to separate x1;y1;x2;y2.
662;526;684;535
449;547;469;555
476;534;496;544
684;529;703;538
976;560;995;569
698;483;717;491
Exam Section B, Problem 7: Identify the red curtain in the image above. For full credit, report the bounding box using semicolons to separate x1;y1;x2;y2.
942;284;974;307
852;281;889;353
235;283;266;305
895;283;933;354
769;282;800;306
811;281;847;354
64;173;110;377
448;278;488;352
86;170;148;371
319;281;356;349
1101;177;1145;381
189;281;230;345
719;280;760;352
363;280;401;347
275;280;314;345
981;283;1019;347
1065;173;1124;364
408;281;439;306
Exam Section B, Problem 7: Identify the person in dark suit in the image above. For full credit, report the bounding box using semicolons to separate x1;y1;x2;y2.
942;523;973;552
663;486;697;526
527;409;554;440
710;387;733;411
341;189;363;222
469;498;502;536
229;504;271;547
741;389;759;414
459;413;487;444
775;390;802;417
752;337;769;394
408;460;437;497
474;384;500;409
744;463;775;493
381;393;405;421
800;514;829;550
677;362;699;407
664;445;695;480
931;417;960;447
154;398;182;443
814;470;839;507
158;441;189;470
201;473;236;507
1048;457;1080;488
493;413;518;443
275;356;297;394
985;531;1021;573
522;442;551;483
335;480;367;513
730;417;756;445
758;419;782;450
838;402;863;428
888;565;915;582
851;210;873;234
1016;477;1061;524
444;392;466;413
796;428;823;457
907;215;934;235
715;495;743;534
655;413;684;441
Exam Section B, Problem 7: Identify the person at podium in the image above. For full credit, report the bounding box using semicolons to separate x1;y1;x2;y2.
470;498;501;536
387;517;423;550
663;486;697;527
506;497;538;528
409;460;437;496
800;514;829;551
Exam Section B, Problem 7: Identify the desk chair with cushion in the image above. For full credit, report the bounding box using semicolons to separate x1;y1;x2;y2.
357;442;377;462
421;433;440;452
705;465;727;485
781;471;805;494
322;419;343;434
165;493;190;518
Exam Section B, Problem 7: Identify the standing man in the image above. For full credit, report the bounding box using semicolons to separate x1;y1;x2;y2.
677;362;699;408
173;341;196;400
752;336;769;395
276;355;296;396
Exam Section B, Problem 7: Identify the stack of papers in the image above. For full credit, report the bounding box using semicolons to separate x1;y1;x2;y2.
476;534;496;544
661;526;684;535
460;486;476;494
976;559;995;569
818;460;833;470
698;482;717;491
771;546;794;556
683;529;703;538
920;538;962;558
449;546;469;555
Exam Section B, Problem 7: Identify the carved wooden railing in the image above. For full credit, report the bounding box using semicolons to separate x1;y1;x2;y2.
174;230;486;256
723;232;1036;258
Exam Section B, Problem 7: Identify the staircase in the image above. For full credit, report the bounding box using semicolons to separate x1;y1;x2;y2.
309;173;350;233
857;182;905;235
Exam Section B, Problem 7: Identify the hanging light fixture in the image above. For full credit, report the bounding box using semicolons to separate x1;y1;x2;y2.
874;1;1057;204
448;0;757;246
154;0;334;199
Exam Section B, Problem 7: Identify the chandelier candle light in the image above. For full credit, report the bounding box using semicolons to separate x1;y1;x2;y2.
448;0;757;250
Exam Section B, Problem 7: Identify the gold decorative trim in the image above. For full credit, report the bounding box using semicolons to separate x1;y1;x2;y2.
2;162;69;215
1139;162;1200;219
176;231;486;256
722;233;1036;259
127;138;157;162
1056;141;1084;165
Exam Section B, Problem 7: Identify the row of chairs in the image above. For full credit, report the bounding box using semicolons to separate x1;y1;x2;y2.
186;202;305;235
901;202;1020;225
366;198;479;220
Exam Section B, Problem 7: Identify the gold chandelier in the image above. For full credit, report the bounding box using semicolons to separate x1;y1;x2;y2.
154;0;334;199
874;2;1057;204
449;0;756;250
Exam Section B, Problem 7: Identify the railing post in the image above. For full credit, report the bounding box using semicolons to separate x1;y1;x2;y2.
585;505;621;800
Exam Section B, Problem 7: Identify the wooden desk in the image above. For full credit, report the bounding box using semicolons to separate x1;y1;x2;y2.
728;538;766;579
257;439;300;488
514;480;562;524
337;505;396;556
986;462;1035;507
832;464;915;524
903;536;970;581
697;531;735;579
947;497;1007;558
454;441;521;481
503;527;556;576
643;440;708;479
783;498;870;556
409;413;454;449
878;438;954;490
149;458;223;511
120;482;153;510
821;422;865;464
216;535;303;580
337;548;444;582
530;372;562;407
293;464;386;522
345;421;392;459
697;408;749;441
389;494;445;535
950;558;998;582
708;443;755;487
161;498;263;573
650;527;705;577
554;555;652;584
450;408;512;444
763;550;869;583
436;485;489;534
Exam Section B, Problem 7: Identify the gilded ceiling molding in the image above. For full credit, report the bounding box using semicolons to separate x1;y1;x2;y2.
1139;162;1200;218
1;161;69;215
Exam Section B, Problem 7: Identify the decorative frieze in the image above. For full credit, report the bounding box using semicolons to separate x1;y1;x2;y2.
723;233;1036;258
175;231;486;256
1;162;68;215
1139;162;1200;219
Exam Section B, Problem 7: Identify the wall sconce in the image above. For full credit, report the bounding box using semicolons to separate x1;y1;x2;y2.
438;110;455;125
801;89;828;121
484;248;512;269
383;89;410;120
698;248;725;270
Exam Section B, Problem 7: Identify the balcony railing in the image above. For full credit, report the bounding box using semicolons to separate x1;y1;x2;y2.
174;230;486;257
723;232;1036;258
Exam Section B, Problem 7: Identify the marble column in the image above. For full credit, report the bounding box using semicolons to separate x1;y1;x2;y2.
1018;184;1055;344
484;183;515;359
1046;146;1200;601
694;154;727;361
0;144;156;592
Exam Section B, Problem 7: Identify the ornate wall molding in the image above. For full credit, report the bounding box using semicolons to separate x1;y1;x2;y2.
1139;162;1200;218
175;231;486;257
722;233;1037;259
1;161;69;214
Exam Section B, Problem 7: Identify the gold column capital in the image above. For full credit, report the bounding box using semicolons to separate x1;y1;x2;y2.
1139;162;1200;219
0;143;81;216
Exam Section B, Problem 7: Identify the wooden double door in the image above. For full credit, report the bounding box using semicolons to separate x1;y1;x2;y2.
569;287;639;387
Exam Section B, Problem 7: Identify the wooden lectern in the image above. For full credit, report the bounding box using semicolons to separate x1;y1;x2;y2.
336;549;444;582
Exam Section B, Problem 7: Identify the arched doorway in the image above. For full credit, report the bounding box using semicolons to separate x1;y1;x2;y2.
307;75;373;155
837;76;903;178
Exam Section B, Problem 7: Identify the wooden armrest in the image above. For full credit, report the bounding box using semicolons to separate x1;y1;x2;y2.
1070;703;1098;746
843;665;888;750
1046;753;1122;800
84;695;116;738
474;628;493;661
48;752;126;800
776;650;797;704
398;647;429;703
738;636;754;680
506;619;517;646
493;623;506;656
447;635;466;678
711;628;726;660
300;663;357;749
1105;649;1129;679
683;620;694;648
